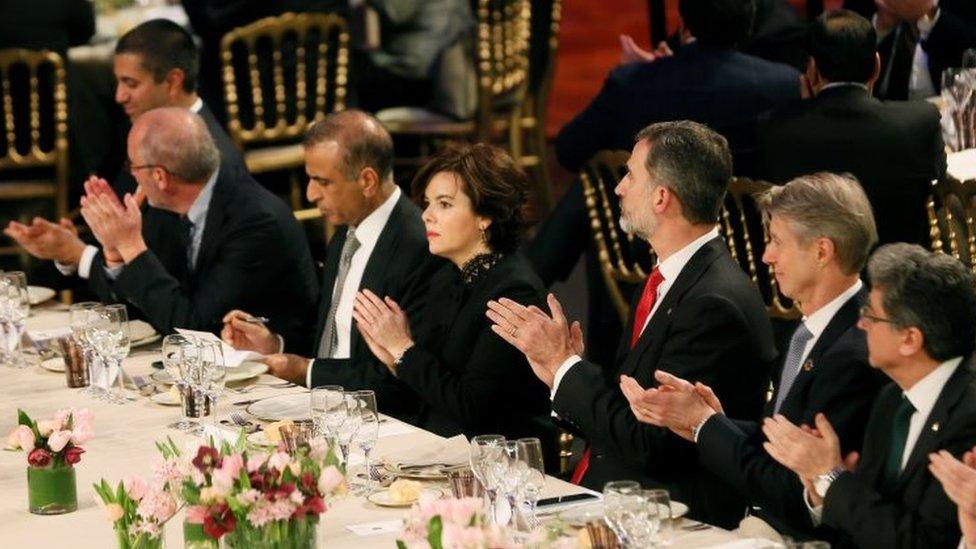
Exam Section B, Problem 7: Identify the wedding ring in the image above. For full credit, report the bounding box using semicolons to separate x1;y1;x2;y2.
510;326;518;337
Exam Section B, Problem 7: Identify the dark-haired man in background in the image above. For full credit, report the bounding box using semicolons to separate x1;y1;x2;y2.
758;9;946;246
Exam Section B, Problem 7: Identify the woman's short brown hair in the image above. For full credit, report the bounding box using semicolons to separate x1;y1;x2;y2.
411;143;528;254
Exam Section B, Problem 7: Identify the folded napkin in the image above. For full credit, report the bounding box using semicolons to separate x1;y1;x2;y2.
175;328;263;367
734;516;786;546
387;434;470;468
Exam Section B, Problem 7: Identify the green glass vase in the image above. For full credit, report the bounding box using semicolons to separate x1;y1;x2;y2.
220;517;319;549
27;465;77;515
185;521;219;549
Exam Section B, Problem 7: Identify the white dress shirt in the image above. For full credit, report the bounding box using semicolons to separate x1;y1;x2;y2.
58;97;207;278
549;226;720;400
874;5;942;100
792;280;864;375
805;355;964;523
305;186;401;387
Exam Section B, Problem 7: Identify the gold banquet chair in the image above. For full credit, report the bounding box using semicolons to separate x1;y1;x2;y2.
579;150;655;326
376;0;532;183
722;178;799;320
0;49;68;261
927;175;976;270
221;12;350;208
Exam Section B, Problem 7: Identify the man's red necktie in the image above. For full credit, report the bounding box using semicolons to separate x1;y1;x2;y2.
570;267;664;485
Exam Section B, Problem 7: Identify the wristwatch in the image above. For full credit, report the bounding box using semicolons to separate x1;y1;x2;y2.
814;466;846;498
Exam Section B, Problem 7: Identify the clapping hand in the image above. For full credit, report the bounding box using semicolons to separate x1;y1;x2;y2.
352;289;412;371
619;370;723;441
486;293;583;388
929;446;976;546
619;34;673;65
4;216;85;265
79;177;146;263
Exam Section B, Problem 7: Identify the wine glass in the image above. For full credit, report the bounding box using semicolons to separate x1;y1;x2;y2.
0;272;29;368
643;488;673;546
336;391;362;464
942;67;975;151
310;385;345;446
90;304;130;404
492;440;522;529
352;390;379;494
161;334;196;430
70;302;102;396
197;339;226;428
603;480;641;545
516;438;546;528
470;434;506;524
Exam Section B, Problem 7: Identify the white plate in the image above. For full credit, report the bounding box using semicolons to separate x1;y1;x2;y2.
150;391;181;406
27;286;56;305
367;488;443;508
40;357;65;372
246;392;310;421
558;500;689;527
151;361;269;385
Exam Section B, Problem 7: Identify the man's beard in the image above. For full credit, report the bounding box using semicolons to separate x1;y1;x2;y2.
619;212;656;241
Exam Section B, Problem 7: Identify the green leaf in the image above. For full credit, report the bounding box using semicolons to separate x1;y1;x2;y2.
427;516;443;549
396;541;408;549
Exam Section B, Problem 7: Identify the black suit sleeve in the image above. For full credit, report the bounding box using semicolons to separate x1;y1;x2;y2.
109;215;287;334
66;0;95;46
924;6;976;75
553;292;767;476
554;69;624;172
394;283;542;428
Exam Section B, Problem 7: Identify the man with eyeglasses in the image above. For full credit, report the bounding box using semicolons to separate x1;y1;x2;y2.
76;107;318;345
760;243;976;548
618;172;889;540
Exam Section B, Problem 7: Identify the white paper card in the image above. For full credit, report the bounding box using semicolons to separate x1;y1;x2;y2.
27;326;71;341
175;328;264;367
345;520;403;537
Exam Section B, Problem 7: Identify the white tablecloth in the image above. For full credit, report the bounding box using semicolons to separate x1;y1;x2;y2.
0;302;743;548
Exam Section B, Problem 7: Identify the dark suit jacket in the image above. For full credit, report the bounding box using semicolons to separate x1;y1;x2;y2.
552;237;778;528
0;0;94;54
555;42;800;176
395;254;557;467
758;85;946;245
309;193;437;421
88;164;319;348
822;358;976;549
697;287;889;538
863;0;976;99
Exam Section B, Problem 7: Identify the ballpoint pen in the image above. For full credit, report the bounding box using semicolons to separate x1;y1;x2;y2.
243;316;269;324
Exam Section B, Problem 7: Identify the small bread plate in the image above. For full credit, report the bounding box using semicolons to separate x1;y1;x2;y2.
367;488;444;508
150;391;181;406
40;357;66;373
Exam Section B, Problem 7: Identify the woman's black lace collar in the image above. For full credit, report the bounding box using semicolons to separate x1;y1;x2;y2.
459;252;504;285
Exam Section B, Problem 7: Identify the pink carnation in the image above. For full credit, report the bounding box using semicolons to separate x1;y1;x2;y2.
137;488;177;523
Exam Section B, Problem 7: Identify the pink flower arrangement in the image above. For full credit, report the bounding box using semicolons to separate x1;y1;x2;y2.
397;496;515;549
92;477;178;548
9;408;93;468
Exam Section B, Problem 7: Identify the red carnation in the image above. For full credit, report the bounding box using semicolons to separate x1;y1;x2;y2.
300;471;315;491
192;446;221;474
64;446;85;466
27;448;52;467
203;503;236;539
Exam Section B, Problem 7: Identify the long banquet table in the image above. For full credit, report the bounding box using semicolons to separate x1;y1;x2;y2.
0;301;744;548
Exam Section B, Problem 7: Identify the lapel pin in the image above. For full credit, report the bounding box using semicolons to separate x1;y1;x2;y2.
931;423;940;432
801;359;814;372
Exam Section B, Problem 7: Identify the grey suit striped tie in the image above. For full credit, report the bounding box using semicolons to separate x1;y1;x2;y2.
773;322;813;413
317;229;361;358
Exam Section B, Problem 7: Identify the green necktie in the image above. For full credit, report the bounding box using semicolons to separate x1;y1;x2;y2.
885;396;916;482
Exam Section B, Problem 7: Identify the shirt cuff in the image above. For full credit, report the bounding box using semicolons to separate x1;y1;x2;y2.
305;358;314;388
550;355;582;400
803;487;824;526
57;245;97;278
692;414;716;443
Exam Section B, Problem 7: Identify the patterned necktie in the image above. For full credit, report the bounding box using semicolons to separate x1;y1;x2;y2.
885;396;917;483
317;229;361;358
773;322;814;413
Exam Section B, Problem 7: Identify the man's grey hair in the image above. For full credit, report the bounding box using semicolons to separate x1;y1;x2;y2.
867;243;976;361
635;121;732;225
304;109;394;183
135;107;219;182
759;172;878;275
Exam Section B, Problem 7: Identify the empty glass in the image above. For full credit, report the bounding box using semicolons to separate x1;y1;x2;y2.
69;302;101;396
310;385;345;447
351;390;379;493
0;272;30;368
162;334;196;431
603;480;641;546
516;438;546;528
644;489;673;546
941;67;976;151
197;340;226;428
89;304;130;404
470;434;506;524
336;391;362;464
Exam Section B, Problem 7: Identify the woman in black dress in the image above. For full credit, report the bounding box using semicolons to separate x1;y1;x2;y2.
351;144;556;464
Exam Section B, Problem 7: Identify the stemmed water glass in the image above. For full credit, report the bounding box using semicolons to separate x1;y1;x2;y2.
643;488;673;546
197;340;226;428
470;434;506;524
352;390;379;493
492;441;522;529
89;304;130;404
70;302;102;396
603;480;642;546
310;385;345;447
515;438;546;529
0;272;30;368
162;334;197;431
941;67;976;151
336;391;362;464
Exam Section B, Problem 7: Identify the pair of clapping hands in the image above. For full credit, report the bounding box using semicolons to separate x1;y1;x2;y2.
220;289;414;384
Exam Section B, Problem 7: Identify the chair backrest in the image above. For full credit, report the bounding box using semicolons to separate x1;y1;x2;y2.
0;48;68;216
722;177;799;319
220;12;350;149
473;0;532;140
579;150;655;325
927;175;976;271
525;0;561;122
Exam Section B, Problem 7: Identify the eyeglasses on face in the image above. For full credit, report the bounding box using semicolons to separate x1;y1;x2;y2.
859;304;896;325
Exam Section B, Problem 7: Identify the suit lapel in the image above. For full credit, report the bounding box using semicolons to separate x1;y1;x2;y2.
619;237;724;378
190;167;231;284
896;360;975;488
764;287;866;416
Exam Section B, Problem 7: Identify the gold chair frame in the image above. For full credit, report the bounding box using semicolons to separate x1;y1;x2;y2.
220;12;350;207
0;49;68;258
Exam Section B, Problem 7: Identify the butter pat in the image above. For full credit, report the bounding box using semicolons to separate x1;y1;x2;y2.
388;479;422;504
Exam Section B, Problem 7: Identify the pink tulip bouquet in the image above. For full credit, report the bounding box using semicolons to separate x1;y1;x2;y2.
8;408;93;467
